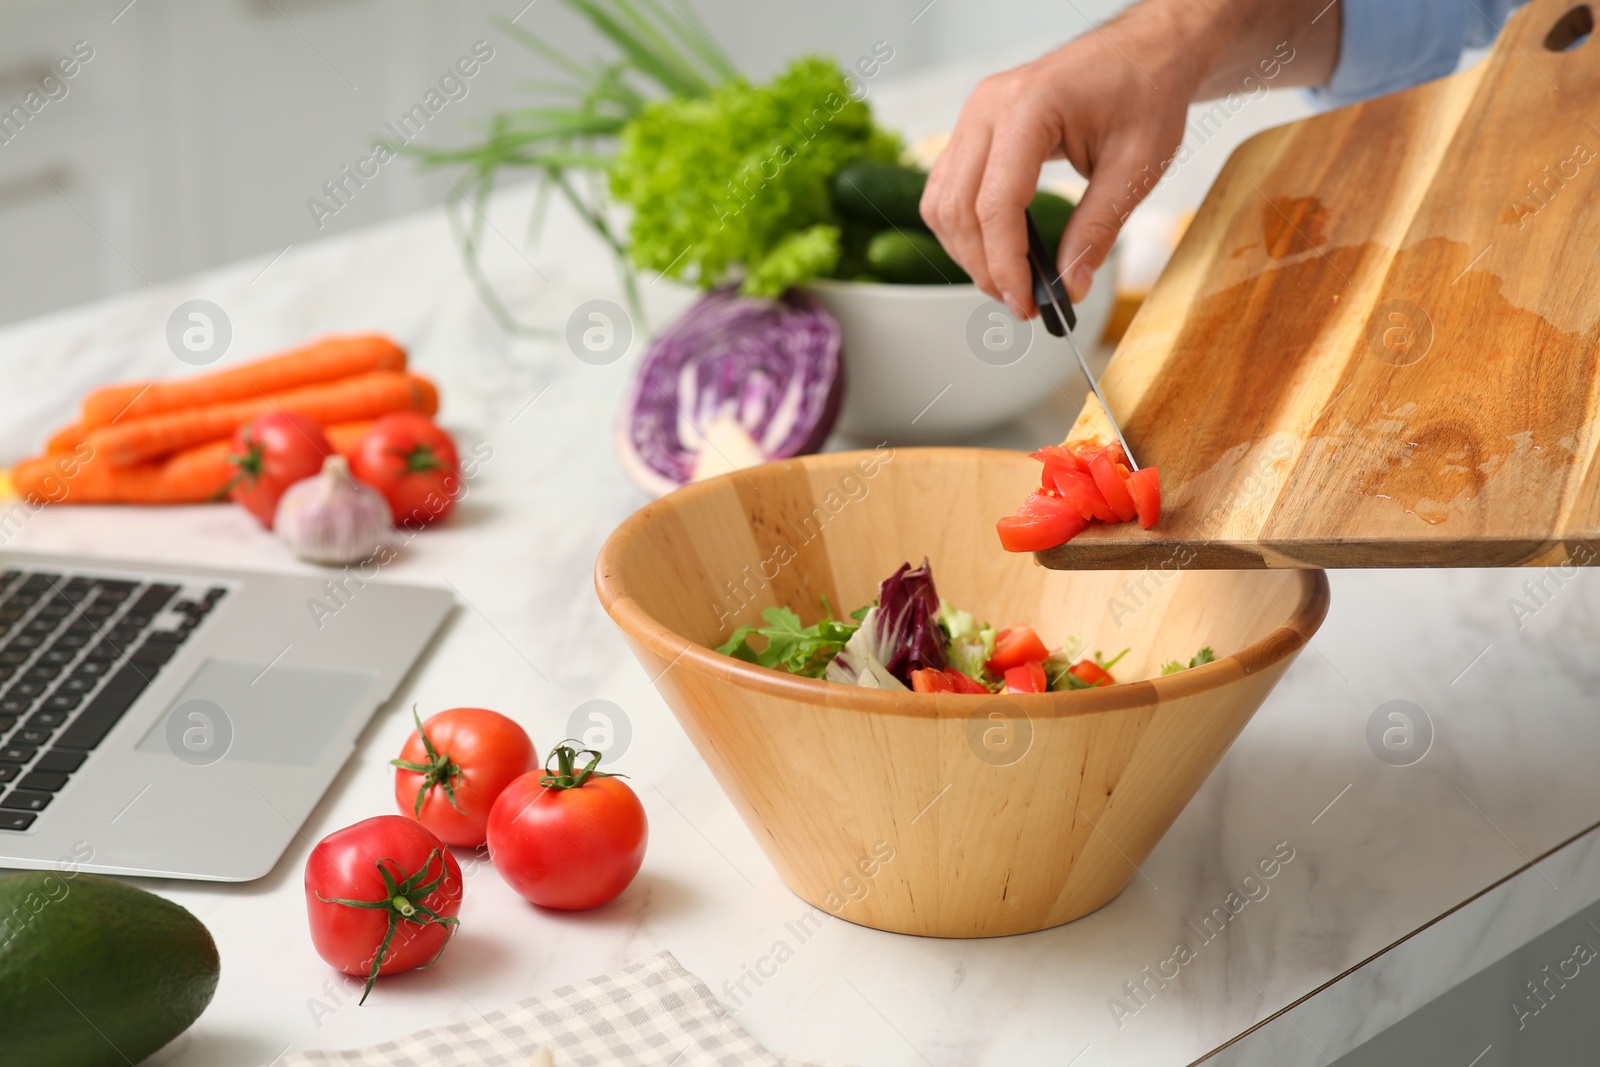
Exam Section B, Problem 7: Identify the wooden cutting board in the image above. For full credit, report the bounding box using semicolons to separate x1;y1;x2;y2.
1039;0;1600;570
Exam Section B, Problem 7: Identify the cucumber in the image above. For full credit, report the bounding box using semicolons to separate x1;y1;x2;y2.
866;230;970;285
0;871;220;1065
831;163;929;230
834;160;1074;244
1030;189;1075;252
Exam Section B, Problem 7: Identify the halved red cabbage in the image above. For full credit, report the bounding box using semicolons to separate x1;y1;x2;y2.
616;287;843;496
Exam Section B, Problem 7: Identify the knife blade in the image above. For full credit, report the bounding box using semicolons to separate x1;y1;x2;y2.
1023;208;1139;472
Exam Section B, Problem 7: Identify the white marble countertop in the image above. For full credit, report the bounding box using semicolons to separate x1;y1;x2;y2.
2;65;1598;1067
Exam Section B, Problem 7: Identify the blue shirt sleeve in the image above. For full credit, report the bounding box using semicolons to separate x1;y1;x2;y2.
1311;0;1525;107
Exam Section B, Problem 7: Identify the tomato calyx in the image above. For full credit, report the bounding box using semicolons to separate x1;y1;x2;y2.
393;442;446;475
390;706;465;817
314;846;460;1004
539;740;624;791
214;437;269;500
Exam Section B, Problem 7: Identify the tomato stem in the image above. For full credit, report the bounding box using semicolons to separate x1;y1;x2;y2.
389;706;465;817
538;739;625;790
314;846;460;1004
392;442;445;474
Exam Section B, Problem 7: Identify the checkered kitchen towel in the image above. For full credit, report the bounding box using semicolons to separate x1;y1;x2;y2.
275;951;848;1067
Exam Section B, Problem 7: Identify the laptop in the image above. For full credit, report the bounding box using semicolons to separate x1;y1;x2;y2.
0;550;453;881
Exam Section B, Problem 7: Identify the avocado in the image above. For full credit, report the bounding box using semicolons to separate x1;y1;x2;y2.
0;871;219;1066
865;230;970;285
831;162;929;230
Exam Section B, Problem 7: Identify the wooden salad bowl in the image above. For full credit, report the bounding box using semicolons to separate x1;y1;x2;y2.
595;449;1330;937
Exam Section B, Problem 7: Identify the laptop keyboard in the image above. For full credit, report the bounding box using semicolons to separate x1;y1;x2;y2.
0;569;226;831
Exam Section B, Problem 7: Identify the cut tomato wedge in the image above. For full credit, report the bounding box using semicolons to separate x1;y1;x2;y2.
1089;452;1138;523
1003;660;1048;694
996;493;1087;552
1069;659;1115;687
913;668;993;695
944;669;990;694
1126;467;1161;529
1000;447;1159;554
1049;468;1118;523
1029;445;1079;491
988;626;1051;673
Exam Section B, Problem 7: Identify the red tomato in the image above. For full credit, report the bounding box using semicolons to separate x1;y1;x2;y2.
1126;467;1162;529
988;626;1051;673
304;815;463;1002
227;412;332;527
487;745;648;910
1049;468;1119;523
1029;445;1079;490
996;493;1087;553
944;669;991;694
1004;660;1048;694
910;669;989;694
350;413;462;527
1069;659;1116;687
392;707;537;848
1089;452;1139;523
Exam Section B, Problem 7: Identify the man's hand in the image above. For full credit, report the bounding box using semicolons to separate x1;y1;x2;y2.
920;0;1341;316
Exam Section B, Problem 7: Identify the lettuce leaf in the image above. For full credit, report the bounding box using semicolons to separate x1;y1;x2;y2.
937;602;997;687
1160;647;1215;675
823;608;908;690
717;605;858;678
608;55;902;297
1044;637;1088;691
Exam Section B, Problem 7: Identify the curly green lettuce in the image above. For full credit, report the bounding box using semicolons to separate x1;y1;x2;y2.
937;602;998;686
608;56;901;297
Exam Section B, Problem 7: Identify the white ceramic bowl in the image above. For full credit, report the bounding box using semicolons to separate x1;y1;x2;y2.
807;246;1117;444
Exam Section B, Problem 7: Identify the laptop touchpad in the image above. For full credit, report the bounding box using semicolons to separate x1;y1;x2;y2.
136;658;377;766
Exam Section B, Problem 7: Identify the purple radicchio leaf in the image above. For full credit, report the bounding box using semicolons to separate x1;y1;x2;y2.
873;559;945;684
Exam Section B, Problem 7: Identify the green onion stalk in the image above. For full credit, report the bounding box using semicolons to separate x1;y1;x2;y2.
401;0;742;336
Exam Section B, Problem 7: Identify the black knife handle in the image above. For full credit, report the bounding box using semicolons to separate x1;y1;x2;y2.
1024;208;1076;336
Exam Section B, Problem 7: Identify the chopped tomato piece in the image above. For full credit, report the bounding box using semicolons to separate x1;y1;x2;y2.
1126;467;1161;529
1003;660;1048;694
1069;659;1115;687
1001;445;1158;553
988;626;1051;673
943;669;990;694
1029;445;1079;490
996;493;1087;552
1049;468;1119;523
913;668;993;695
1089;452;1138;523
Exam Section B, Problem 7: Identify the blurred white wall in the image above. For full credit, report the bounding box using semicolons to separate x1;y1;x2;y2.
0;0;1178;326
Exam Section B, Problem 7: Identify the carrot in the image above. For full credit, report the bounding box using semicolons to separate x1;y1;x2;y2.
11;447;215;505
46;422;86;452
14;419;381;505
86;371;438;468
79;334;406;429
325;420;375;455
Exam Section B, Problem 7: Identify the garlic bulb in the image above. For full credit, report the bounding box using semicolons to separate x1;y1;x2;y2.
274;455;391;565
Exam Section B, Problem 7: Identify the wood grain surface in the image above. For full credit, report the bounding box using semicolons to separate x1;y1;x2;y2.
597;449;1329;936
1040;0;1600;570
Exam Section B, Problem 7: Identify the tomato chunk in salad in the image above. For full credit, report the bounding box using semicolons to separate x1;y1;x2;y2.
715;558;1212;696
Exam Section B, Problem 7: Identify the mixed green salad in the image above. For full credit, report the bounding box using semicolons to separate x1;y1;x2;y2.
716;559;1212;694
